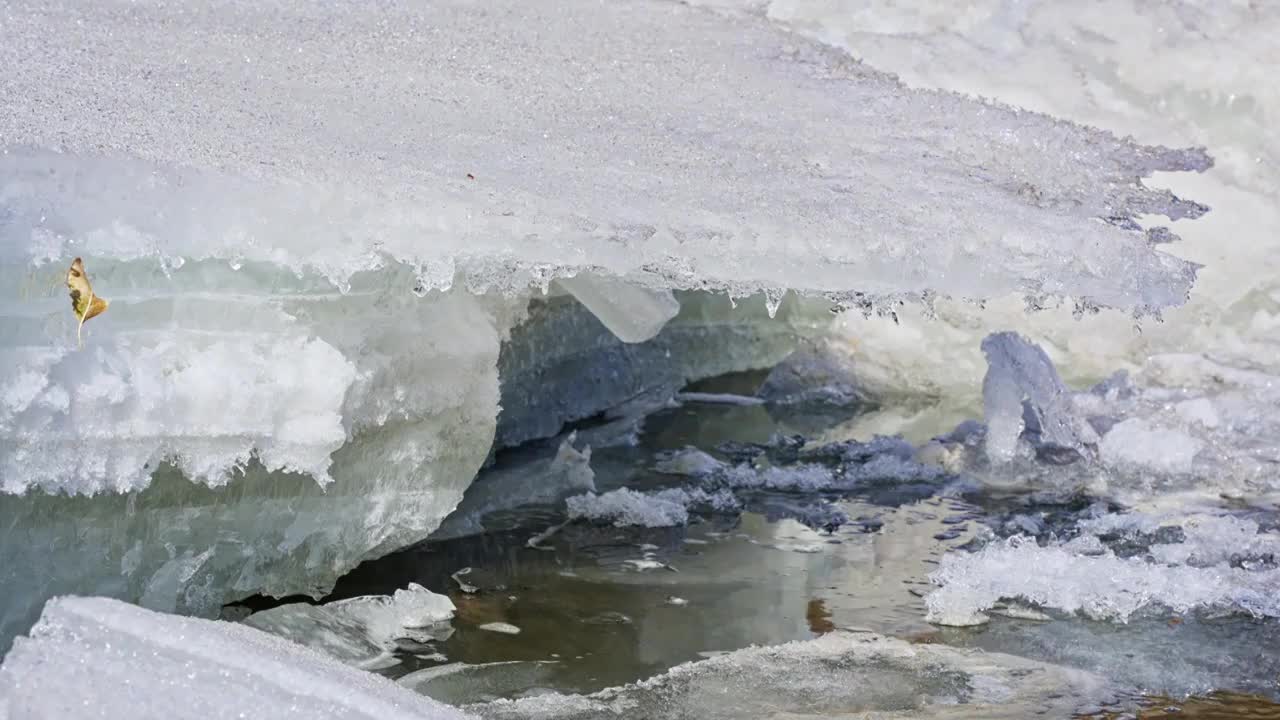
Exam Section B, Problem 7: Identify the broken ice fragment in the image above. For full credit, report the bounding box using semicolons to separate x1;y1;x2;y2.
980;332;1096;464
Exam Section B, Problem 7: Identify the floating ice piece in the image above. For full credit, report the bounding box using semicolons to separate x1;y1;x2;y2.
245;583;455;667
654;448;726;477
478;623;522;635
0;596;470;720
565;487;738;528
468;631;1112;719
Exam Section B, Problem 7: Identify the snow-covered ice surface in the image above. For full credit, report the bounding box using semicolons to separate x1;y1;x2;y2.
0;596;470;720
469;631;1113;720
753;0;1280;394
0;1;1204;307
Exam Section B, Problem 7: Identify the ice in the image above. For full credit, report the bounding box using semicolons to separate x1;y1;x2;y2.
756;340;869;408
552;277;680;345
565;487;738;528
0;1;1204;309
980;332;1095;464
468;631;1113;719
926;512;1280;627
244;583;455;667
433;435;596;541
0;286;503;651
0;596;470;720
1097;418;1202;476
0;0;1219;651
791;0;1279;396
400;662;560;707
495;291;834;449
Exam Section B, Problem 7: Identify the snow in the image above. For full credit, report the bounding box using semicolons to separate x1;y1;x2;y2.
800;0;1280;396
245;584;455;667
0;596;470;720
926;513;1280;627
0;1;1203;308
1097;418;1202;476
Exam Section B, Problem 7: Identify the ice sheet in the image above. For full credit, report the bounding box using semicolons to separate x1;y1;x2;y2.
0;596;471;720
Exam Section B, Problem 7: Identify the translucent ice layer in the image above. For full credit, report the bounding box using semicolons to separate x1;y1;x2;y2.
245;584;456;668
469;631;1113;719
0;596;470;720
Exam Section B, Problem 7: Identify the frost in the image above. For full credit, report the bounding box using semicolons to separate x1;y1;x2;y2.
245;584;456;667
0;596;469;720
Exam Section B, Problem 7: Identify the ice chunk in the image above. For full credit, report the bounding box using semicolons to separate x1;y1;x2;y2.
0;596;470;720
0;0;1205;309
1098;418;1202;475
478;623;522;636
565;487;738;528
468;631;1112;719
654;448;726;477
554;275;680;344
980;332;1094;464
245;584;455;667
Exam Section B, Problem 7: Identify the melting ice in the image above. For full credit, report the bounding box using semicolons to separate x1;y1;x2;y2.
1;0;1277;717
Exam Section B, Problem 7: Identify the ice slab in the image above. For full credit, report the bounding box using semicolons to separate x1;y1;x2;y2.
244;583;455;668
0;0;1205;309
0;285;504;652
468;631;1113;719
0;596;471;720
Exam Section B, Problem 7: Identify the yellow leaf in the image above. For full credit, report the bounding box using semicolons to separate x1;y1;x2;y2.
67;257;109;347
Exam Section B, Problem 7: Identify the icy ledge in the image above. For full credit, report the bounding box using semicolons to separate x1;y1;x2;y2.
0;596;470;720
1;0;1207;308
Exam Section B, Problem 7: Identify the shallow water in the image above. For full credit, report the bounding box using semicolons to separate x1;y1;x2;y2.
236;371;1280;714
